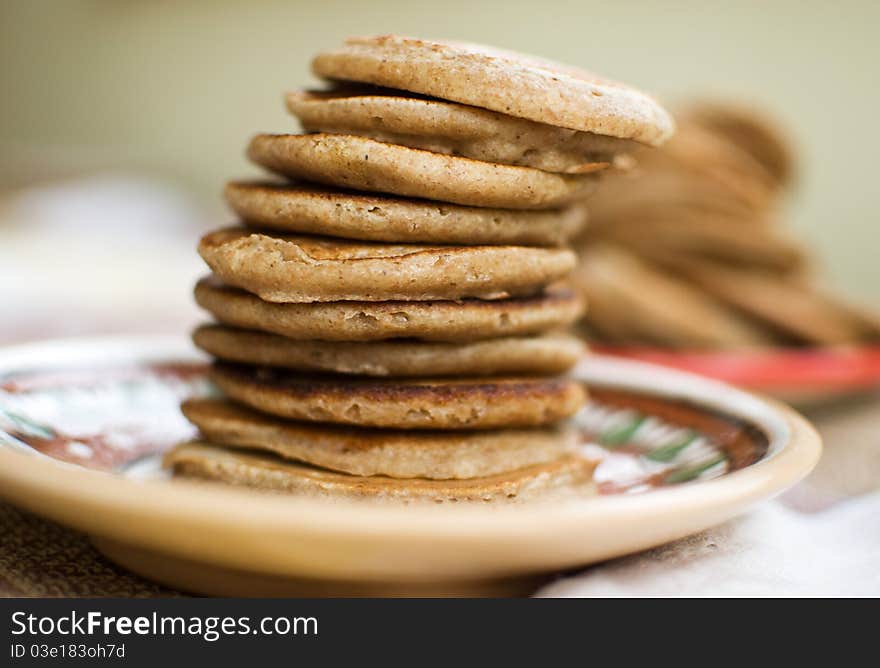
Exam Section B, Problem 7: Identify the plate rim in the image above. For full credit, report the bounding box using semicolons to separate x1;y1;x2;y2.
592;343;880;391
0;335;822;579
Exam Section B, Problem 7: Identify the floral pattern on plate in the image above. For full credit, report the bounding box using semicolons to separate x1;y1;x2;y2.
0;364;768;493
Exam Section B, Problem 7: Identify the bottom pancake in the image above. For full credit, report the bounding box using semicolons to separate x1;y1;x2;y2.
210;362;587;429
164;441;597;503
182;398;577;479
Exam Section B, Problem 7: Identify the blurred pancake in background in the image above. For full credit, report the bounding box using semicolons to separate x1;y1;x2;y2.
575;244;773;349
685;103;794;186
574;102;880;352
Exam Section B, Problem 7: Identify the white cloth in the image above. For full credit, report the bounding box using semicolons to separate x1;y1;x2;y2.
538;491;880;597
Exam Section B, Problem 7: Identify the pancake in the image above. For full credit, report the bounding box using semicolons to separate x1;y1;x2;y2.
832;298;880;342
585;121;779;229
587;169;769;225
164;441;596;503
198;228;577;303
287;88;631;173
685;103;793;186
246;133;599;209
192;324;584;377
225;181;588;246
311;35;673;146
210;362;587;430
584;213;808;275
664;257;876;346
574;244;773;349
655;122;778;205
181;398;577;479
194;277;584;342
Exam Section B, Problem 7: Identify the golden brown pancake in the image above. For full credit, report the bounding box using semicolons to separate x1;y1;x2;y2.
182;398;577;479
192;324;584;377
210;362;587;430
246;133;599;209
287;88;630;173
164;441;597;503
225;181;588;246
311;35;674;145
197;228;577;303
194;277;584;342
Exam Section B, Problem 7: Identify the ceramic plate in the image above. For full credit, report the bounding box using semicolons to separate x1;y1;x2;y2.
594;344;880;406
0;336;821;596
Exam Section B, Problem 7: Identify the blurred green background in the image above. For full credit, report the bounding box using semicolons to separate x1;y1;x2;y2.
1;0;877;300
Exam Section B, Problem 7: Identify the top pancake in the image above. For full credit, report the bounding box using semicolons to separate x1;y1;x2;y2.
247;133;598;210
311;35;674;146
287;88;634;173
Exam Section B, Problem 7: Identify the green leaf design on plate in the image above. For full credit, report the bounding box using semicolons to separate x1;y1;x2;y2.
599;415;645;448
645;431;698;462
0;406;55;440
664;454;727;485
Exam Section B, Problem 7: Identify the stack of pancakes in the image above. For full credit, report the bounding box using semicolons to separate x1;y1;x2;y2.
575;103;880;349
165;35;674;502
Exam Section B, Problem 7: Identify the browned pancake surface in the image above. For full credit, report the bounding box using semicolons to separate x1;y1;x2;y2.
165;441;596;503
225;181;588;246
193;277;583;342
210;362;586;430
193;324;583;377
311;35;674;145
198;228;577;303
182;398;577;479
247;133;598;210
